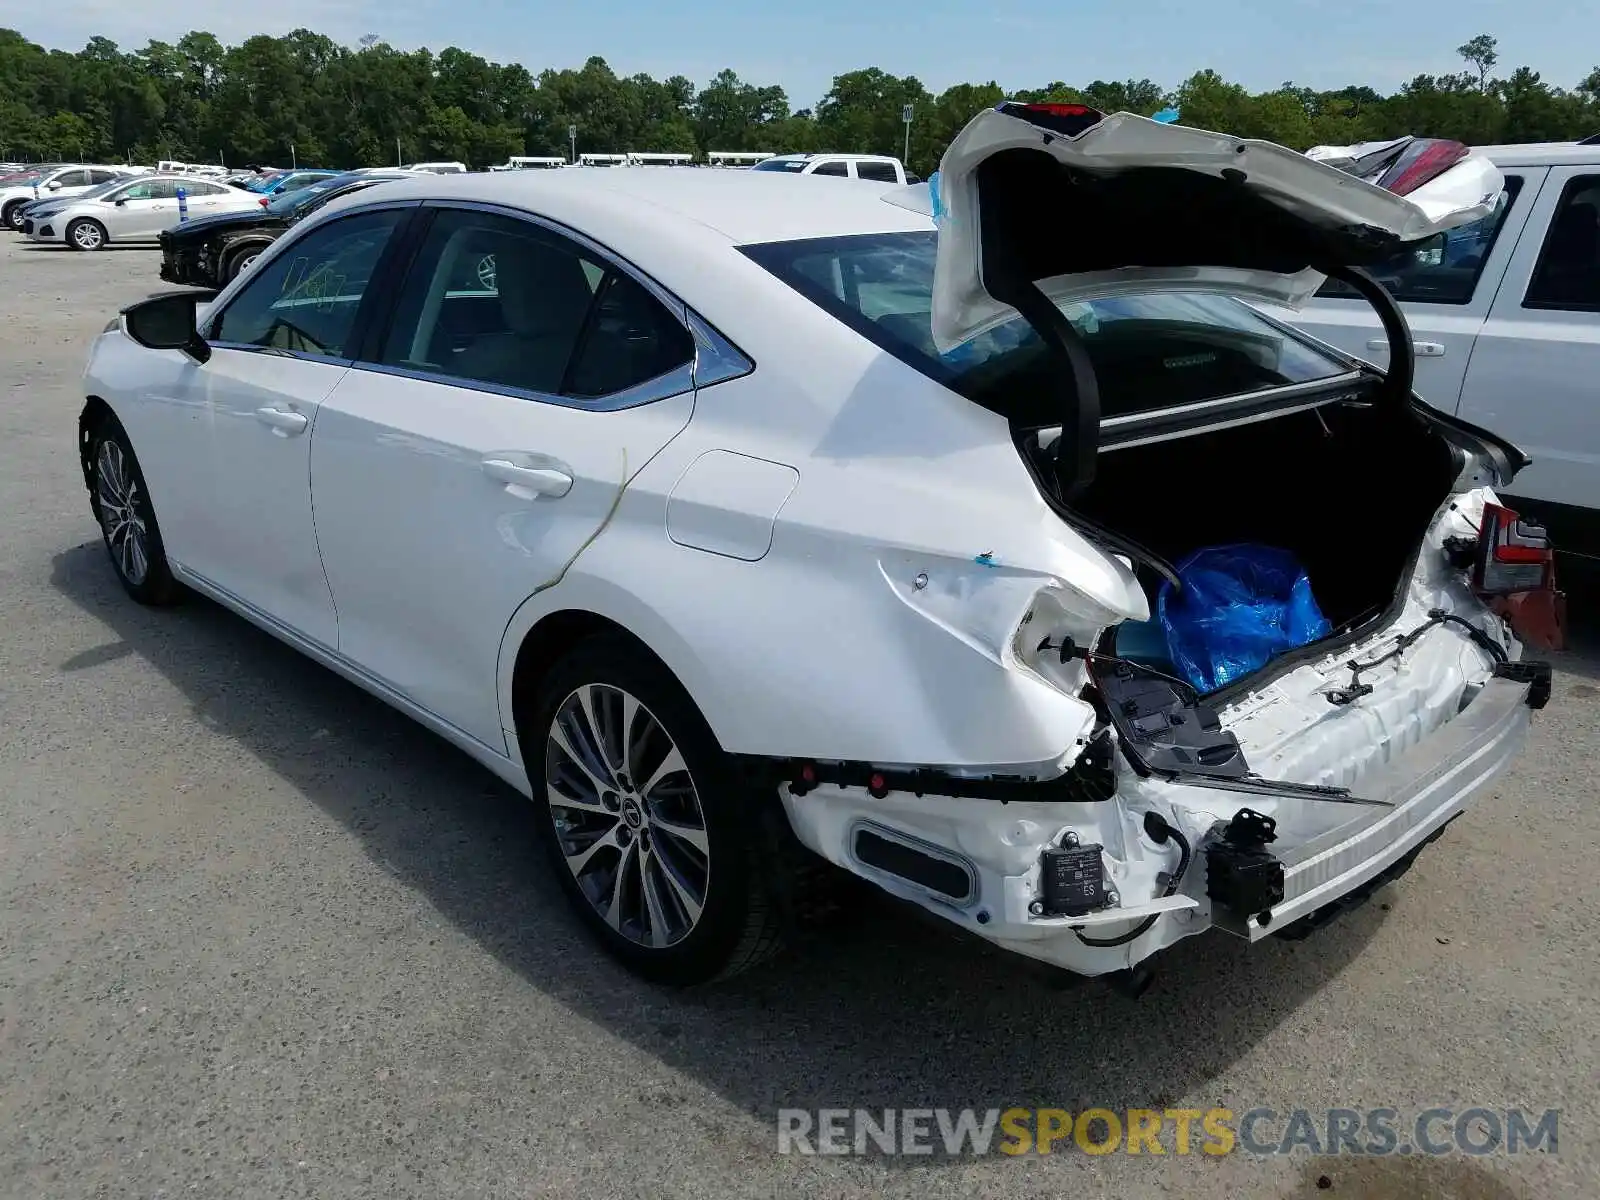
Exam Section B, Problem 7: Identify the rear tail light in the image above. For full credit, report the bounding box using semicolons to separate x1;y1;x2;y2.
1471;503;1566;651
1375;137;1471;197
1473;503;1553;593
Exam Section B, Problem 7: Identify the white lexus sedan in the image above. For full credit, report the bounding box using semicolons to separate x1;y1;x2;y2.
78;104;1560;987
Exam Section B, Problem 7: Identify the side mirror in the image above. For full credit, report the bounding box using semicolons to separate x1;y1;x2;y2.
121;292;212;363
114;197;127;206
46;180;62;191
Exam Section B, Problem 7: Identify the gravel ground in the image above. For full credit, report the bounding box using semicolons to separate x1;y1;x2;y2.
1;234;1596;1200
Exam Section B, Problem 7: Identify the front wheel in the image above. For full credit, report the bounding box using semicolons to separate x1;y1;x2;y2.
67;218;106;251
223;243;264;282
526;636;782;984
3;200;26;231
86;415;184;605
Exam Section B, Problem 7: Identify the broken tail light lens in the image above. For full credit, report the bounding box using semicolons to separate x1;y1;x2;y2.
1472;502;1565;651
1375;137;1471;197
1474;503;1553;594
995;101;1106;138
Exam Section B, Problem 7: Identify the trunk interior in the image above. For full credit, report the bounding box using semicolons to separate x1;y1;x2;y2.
1065;398;1461;686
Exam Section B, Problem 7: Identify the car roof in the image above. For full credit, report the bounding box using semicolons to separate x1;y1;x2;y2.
767;152;901;164
1479;141;1600;167
317;167;932;246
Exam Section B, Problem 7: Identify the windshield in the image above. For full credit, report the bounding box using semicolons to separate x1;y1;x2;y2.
742;231;1351;423
751;158;810;173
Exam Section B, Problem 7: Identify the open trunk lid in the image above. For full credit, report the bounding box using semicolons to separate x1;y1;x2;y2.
881;103;1503;353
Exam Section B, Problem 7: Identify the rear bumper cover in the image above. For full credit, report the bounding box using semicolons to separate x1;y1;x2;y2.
779;670;1537;976
1213;673;1532;939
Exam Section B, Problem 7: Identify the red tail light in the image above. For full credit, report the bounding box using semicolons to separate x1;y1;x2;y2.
1376;137;1471;197
1472;503;1565;651
1473;504;1553;593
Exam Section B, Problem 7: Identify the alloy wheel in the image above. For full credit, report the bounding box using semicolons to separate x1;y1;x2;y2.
96;439;149;585
72;221;102;250
545;684;710;948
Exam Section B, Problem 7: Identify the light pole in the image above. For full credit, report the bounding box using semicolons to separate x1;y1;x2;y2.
568;123;577;165
901;103;913;167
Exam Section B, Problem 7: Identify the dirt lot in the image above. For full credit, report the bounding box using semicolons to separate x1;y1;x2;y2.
1;234;1596;1199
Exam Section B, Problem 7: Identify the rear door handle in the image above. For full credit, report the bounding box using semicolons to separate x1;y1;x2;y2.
1366;338;1446;357
254;406;309;436
481;457;573;498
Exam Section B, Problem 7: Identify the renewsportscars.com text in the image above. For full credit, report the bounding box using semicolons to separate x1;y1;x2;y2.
776;1106;1560;1157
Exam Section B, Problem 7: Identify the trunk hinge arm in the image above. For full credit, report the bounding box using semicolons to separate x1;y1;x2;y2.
997;278;1101;501
1320;263;1416;406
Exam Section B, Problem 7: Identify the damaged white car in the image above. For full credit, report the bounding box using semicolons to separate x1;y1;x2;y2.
80;102;1562;987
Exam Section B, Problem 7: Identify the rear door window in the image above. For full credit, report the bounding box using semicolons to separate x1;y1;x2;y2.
810;161;848;177
375;207;693;402
745;231;1351;425
1315;175;1524;305
1523;175;1600;312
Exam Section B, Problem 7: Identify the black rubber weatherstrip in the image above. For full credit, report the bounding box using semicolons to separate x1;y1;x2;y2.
999;278;1101;501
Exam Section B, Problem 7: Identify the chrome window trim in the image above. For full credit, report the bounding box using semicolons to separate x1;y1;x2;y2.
347;358;697;413
687;310;754;388
206;340;354;368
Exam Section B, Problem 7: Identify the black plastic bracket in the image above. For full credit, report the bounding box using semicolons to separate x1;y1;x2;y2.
1493;660;1553;710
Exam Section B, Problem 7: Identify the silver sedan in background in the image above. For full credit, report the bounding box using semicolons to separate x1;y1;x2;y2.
24;175;262;251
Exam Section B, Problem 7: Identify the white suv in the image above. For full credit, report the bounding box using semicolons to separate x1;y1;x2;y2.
752;153;914;184
3;164;131;231
1284;140;1600;557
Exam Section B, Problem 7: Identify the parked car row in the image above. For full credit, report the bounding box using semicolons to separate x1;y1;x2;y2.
74;104;1559;989
159;170;418;286
16;174;265;250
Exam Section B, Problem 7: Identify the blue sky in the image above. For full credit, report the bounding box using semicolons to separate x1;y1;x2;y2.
25;0;1598;109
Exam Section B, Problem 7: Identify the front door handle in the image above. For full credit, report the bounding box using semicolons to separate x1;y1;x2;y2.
254;406;309;436
481;457;573;498
1366;337;1446;358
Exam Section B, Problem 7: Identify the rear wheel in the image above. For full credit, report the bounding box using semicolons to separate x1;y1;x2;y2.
526;635;782;984
4;199;28;231
86;415;184;606
67;218;106;251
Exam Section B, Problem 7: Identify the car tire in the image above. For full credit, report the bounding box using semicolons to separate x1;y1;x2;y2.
3;200;26;231
222;243;264;283
525;634;782;984
66;218;106;252
86;413;185;606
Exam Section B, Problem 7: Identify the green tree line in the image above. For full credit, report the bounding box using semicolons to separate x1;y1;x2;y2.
2;27;1597;175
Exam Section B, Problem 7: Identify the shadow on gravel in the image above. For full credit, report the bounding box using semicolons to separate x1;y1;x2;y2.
49;542;1600;1158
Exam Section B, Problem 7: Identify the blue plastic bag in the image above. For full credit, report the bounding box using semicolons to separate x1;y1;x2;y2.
1157;544;1331;693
